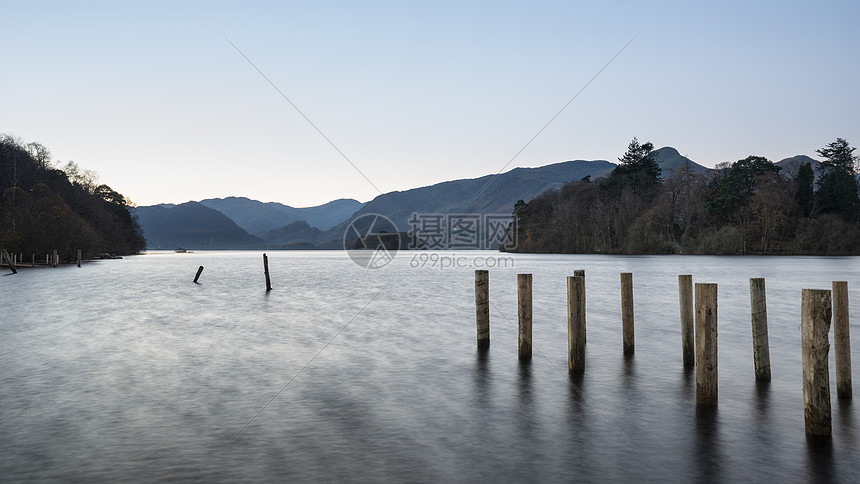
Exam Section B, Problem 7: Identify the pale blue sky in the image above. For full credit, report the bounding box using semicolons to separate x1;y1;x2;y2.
3;1;858;207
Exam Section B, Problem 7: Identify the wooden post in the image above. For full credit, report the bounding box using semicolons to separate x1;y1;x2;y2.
568;275;585;372
802;289;832;436
194;266;204;283
574;269;586;343
749;278;771;381
31;254;35;267
621;272;634;354
263;253;272;291
77;249;82;268
52;249;58;267
1;250;17;274
12;253;16;266
517;273;532;360
679;275;694;366
475;270;490;348
695;283;718;405
833;281;852;400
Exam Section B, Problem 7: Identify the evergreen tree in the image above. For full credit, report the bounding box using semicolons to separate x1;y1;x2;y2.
815;138;859;221
603;138;661;198
794;162;814;217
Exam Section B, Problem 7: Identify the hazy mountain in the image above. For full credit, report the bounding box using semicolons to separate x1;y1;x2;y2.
135;146;831;250
134;202;262;249
652;147;710;176
199;197;363;235
261;220;327;246
776;155;820;179
318;158;617;247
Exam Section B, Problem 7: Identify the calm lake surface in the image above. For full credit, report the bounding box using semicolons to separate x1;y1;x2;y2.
1;251;859;482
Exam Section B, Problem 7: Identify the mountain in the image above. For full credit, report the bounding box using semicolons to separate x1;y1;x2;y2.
261;220;327;246
776;155;820;178
135;146;833;250
199;197;363;235
134;202;262;249
652;147;710;176
317;159;617;247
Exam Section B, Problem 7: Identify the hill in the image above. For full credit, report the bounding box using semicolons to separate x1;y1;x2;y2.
134;202;262;249
0;135;145;259
199;197;363;236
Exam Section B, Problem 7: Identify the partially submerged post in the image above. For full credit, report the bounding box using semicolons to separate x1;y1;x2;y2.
679;275;694;366
194;266;204;283
833;281;852;399
52;249;58;267
568;275;585;372
1;250;17;274
695;283;718;405
801;289;832;436
574;269;586;343
475;270;490;348
263;253;272;291
749;278;771;381
77;249;82;268
517;273;532;360
621;272;634;354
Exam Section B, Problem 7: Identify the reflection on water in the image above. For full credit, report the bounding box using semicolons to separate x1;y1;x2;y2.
1;251;859;481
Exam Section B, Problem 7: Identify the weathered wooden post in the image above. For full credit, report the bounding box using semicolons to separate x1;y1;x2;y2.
518;273;532;360
31;254;35;267
263;253;272;291
1;250;17;274
695;283;718;405
568;275;585;372
802;289;832;436
52;249;58;267
12;253;16;266
77;249;82;268
833;281;852;399
621;272;634;354
679;275;694;366
475;270;490;348
574;269;586;343
749;278;771;381
194;266;204;283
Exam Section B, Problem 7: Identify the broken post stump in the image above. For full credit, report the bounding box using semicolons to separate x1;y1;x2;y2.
833;281;852;400
801;288;832;436
568;275;585;372
749;278;771;381
263;253;272;292
696;283;718;405
475;270;490;348
518;273;532;360
621;272;634;354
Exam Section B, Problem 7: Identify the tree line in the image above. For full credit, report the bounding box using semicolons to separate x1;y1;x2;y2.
510;137;860;255
0;135;146;261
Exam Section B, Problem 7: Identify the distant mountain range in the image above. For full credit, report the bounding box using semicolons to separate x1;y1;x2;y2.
134;148;822;250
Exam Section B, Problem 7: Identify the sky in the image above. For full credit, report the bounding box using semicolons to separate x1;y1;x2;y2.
3;1;859;207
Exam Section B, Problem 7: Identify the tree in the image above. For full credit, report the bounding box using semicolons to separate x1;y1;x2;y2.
794;162;814;217
706;155;780;219
815;138;859;221
604;138;662;198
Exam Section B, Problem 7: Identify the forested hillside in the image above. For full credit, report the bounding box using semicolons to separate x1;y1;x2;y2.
511;138;860;255
0;135;146;260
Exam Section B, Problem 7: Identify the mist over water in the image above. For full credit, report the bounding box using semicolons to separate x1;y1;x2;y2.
1;251;858;482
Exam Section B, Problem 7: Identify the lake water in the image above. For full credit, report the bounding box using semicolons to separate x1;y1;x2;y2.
1;251;859;482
